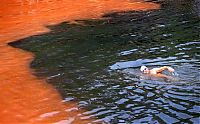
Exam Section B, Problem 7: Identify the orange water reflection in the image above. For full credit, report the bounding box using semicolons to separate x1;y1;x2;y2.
0;0;159;123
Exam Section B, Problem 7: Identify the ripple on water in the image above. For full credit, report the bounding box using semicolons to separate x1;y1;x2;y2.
157;112;179;123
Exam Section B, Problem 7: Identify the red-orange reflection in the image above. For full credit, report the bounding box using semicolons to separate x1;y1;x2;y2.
0;0;159;123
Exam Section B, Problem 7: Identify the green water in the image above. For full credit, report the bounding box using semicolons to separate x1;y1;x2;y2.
10;0;200;123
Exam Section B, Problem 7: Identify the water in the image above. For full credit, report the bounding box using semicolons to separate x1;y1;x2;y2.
0;0;158;123
10;0;200;123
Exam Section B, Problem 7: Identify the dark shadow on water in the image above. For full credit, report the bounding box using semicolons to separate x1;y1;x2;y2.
10;0;200;123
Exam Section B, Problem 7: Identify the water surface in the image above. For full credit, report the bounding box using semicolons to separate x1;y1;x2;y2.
10;0;200;123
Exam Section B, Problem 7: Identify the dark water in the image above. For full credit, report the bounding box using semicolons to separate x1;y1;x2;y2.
10;0;200;123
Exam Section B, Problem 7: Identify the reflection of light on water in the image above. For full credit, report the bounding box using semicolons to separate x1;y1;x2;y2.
118;48;138;56
172;72;179;76
109;59;143;70
109;57;178;70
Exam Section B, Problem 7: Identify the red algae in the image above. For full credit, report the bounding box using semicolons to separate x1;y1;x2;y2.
0;0;159;123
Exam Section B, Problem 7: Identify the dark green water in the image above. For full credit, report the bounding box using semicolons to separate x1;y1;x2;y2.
10;0;200;123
